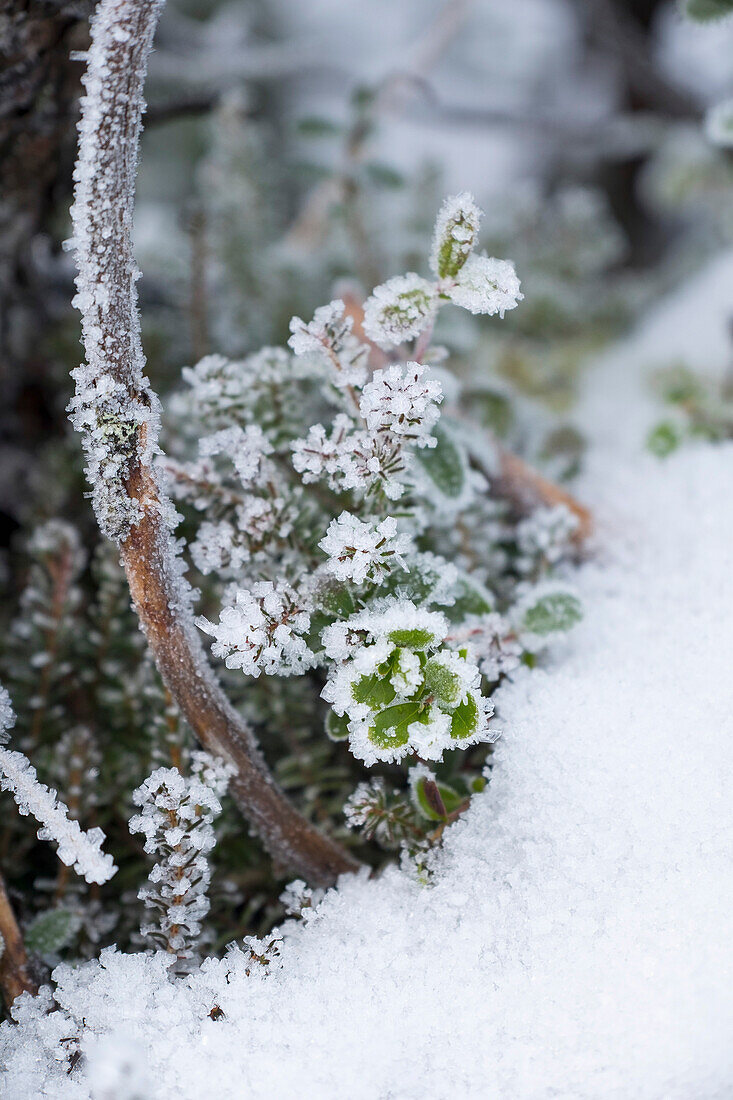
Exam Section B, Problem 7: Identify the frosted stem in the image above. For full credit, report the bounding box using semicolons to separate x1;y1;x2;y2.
0;870;37;1008
69;0;358;886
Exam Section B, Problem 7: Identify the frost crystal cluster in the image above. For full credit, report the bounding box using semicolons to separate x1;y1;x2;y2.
319;513;411;585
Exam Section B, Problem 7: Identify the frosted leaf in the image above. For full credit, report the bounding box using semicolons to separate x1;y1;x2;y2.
449;613;522;682
446;254;523;317
280;879;324;918
291;416;409;500
199;425;273;486
430;191;482;279
197;581;315;678
180;347;300;434
321;600;493;766
514;581;582;647
319;512;412;586
515;505;579;574
362;274;438;350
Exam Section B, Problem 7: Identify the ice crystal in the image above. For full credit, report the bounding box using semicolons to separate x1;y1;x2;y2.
129;752;232;964
359;363;443;446
0;686;116;885
199;425;273;486
291;417;409;500
516;505;579;574
450;613;522;682
288;299;368;389
322;600;494;766
68;0;165;541
197;581;315;677
319;512;411;585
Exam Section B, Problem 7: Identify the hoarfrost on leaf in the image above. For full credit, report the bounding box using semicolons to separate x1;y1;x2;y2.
362;274;438;349
359;363;443;447
446;254;523;317
430;191;482;279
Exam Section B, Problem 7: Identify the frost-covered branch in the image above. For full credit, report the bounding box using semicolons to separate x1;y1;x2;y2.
0;870;36;1008
68;0;358;886
0;687;117;886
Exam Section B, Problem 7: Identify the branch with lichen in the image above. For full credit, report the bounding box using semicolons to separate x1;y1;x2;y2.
68;0;358;887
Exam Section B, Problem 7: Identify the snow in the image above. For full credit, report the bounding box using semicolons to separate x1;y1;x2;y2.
4;256;733;1096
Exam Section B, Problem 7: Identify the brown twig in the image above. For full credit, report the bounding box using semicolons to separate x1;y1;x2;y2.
493;444;593;545
69;0;358;887
0;871;37;1009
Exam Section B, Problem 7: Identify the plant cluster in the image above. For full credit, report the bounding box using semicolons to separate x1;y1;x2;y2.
0;192;583;986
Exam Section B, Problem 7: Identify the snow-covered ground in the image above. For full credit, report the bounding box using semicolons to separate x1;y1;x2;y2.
3;255;733;1099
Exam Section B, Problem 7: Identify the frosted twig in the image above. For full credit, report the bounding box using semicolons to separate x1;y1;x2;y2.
0;870;37;1007
69;0;358;886
0;747;117;885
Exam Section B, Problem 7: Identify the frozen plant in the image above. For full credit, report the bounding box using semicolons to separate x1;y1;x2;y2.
0;686;117;885
197;581;315;677
179;187;583;853
129;751;233;966
322;600;495;766
288;299;369;389
319;512;412;585
361;191;522;348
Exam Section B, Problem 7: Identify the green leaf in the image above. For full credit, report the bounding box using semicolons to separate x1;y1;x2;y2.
414;425;466;500
352;672;396;708
423;658;462;707
378;554;452;608
413;775;463;821
26;909;80;955
315;580;357;619
450;694;480;741
521;591;582;636
685;0;733;22
386;627;438;650
647;421;682;458
369;701;423;749
325;709;350;741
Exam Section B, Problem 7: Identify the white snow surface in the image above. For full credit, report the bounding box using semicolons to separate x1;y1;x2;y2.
3;256;733;1097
